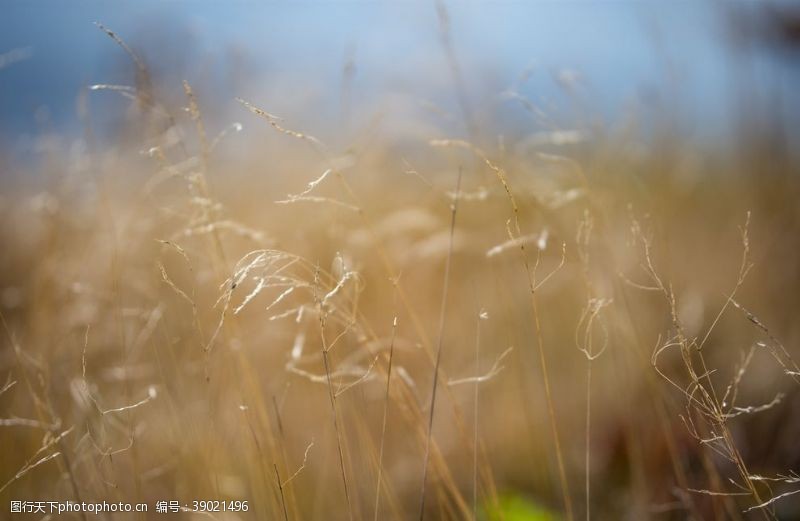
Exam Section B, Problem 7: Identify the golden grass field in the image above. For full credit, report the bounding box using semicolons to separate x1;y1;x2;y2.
1;11;800;521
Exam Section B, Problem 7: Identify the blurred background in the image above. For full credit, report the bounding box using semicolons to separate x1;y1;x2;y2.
1;1;799;520
2;1;799;166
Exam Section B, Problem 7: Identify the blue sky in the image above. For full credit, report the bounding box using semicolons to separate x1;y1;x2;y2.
0;1;794;159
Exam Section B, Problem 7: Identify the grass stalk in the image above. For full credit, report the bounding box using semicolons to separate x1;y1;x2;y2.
374;312;398;521
418;168;463;521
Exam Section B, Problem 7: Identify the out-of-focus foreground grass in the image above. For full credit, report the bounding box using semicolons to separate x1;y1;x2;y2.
1;14;800;521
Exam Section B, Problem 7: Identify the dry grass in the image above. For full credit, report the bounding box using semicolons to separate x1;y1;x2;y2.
1;19;800;521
